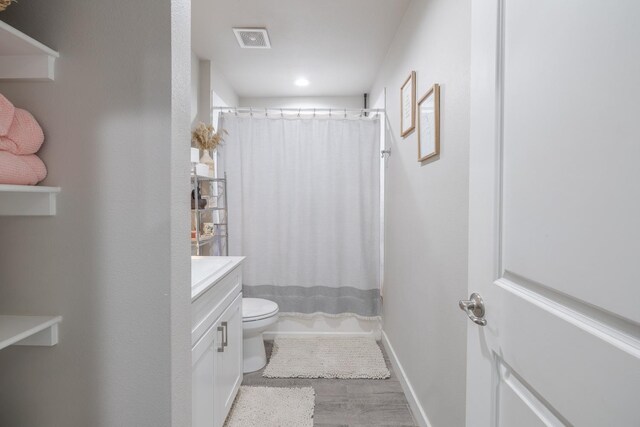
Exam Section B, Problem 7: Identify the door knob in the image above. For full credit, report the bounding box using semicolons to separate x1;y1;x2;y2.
459;293;487;326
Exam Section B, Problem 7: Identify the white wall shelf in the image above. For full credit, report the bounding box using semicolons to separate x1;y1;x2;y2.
0;184;60;216
0;20;59;81
0;315;62;350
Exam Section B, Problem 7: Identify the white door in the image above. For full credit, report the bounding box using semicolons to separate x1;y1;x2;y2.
465;1;640;426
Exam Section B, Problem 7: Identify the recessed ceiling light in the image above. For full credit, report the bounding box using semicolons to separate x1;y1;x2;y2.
295;78;309;87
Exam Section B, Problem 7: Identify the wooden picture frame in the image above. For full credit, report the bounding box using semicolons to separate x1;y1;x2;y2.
400;71;416;137
417;84;440;162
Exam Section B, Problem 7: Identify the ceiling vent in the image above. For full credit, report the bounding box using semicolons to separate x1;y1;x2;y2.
233;28;271;49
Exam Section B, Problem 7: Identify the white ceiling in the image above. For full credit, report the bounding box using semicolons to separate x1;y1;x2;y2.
192;0;411;98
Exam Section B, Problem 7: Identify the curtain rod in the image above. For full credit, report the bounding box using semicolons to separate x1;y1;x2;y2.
211;106;384;113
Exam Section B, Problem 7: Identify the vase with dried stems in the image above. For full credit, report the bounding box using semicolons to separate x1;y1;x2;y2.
0;0;16;12
191;122;227;177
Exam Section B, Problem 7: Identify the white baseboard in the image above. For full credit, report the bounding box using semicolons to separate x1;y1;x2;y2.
382;330;433;427
263;330;377;339
263;314;381;340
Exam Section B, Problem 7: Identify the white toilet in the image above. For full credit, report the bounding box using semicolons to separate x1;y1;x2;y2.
242;297;279;373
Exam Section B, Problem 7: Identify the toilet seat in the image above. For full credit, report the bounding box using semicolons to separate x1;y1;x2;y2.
243;298;279;322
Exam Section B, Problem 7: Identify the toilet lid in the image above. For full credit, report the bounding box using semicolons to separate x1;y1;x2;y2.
243;298;279;322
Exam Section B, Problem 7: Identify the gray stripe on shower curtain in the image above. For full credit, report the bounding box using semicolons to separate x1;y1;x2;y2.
243;285;382;317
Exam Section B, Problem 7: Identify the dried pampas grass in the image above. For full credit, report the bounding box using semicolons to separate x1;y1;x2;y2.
0;0;16;12
192;122;227;151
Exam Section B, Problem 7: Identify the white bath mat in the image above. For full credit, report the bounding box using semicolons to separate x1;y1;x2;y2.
224;386;315;427
263;336;391;379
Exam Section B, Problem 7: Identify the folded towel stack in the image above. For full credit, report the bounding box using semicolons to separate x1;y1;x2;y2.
0;93;47;185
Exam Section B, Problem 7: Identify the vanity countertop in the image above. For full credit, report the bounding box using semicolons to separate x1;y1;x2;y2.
191;256;245;301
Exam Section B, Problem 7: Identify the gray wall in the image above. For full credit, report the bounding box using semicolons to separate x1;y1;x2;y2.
191;51;201;125
370;0;471;426
0;0;191;425
191;57;239;125
211;61;239;108
170;1;192;425
239;96;363;110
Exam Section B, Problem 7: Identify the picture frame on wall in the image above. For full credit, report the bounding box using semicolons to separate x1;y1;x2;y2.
417;84;440;162
400;71;416;137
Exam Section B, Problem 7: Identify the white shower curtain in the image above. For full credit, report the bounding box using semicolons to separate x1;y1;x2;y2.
220;113;381;318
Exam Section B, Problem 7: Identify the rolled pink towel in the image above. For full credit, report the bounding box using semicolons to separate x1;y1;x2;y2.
0;108;45;155
0;93;15;136
0;151;47;185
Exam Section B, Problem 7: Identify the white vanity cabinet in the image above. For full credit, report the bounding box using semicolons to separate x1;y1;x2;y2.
191;257;244;427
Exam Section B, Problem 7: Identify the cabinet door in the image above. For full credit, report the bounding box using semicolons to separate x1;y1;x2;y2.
215;293;243;427
192;319;224;427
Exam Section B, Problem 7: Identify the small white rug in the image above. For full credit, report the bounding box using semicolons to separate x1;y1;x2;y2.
224;386;315;427
263;336;391;379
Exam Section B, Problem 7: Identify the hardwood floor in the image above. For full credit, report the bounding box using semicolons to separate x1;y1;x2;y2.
241;340;418;427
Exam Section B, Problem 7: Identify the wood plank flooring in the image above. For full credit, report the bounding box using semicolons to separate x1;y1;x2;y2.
241;340;418;427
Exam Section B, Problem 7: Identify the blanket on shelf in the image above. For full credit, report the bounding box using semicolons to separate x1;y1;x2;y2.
0;93;47;185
